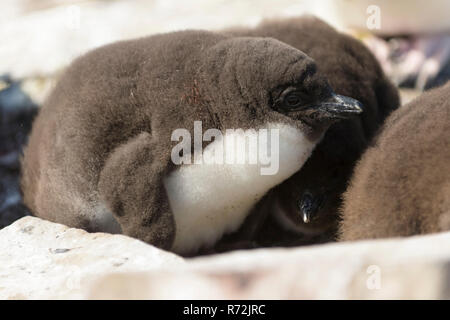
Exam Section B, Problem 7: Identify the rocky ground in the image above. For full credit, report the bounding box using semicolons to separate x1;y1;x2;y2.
1;217;449;299
1;0;449;299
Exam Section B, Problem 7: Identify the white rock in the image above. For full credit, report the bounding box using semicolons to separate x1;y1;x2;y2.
0;217;184;299
326;0;450;35
89;232;450;299
0;0;320;79
1;216;450;299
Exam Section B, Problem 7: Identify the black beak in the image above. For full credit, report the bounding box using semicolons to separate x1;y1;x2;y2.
315;93;363;120
302;208;312;224
298;192;325;224
299;193;314;223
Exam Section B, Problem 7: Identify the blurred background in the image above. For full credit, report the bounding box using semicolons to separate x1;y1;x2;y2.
1;0;450;228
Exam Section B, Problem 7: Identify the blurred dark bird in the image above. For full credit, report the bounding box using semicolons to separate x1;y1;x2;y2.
0;74;37;228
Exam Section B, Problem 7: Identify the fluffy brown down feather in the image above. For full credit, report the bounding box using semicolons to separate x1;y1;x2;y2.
340;81;450;240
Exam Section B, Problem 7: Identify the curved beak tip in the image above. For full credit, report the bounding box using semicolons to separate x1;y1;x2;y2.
335;94;363;113
318;94;364;119
302;212;311;224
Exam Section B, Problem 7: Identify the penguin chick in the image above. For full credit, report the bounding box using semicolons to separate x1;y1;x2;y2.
226;16;399;241
21;30;362;255
339;81;450;241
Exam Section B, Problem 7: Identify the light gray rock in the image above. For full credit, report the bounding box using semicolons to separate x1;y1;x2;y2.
1;216;450;299
326;0;450;34
0;217;184;299
89;261;449;299
0;0;318;79
3;0;450;80
89;232;450;299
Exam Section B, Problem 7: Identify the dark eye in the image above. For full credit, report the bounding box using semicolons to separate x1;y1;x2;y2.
284;91;302;108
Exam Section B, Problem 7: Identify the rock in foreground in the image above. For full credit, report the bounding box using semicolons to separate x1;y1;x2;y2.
0;217;449;299
0;217;183;299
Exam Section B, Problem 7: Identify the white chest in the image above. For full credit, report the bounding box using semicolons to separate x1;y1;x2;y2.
163;122;317;254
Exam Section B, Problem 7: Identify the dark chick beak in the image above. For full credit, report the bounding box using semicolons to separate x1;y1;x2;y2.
302;210;311;224
298;192;325;224
316;93;363;120
299;196;313;223
298;192;314;224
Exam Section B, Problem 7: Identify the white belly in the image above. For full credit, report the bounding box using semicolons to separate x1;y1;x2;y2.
163;122;317;254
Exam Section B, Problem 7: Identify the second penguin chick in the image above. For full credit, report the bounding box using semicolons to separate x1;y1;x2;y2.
21;30;363;255
339;81;450;241
227;16;399;240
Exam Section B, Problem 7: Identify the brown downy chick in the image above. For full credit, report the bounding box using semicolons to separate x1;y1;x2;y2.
340;81;450;241
21;30;362;255
223;16;399;244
